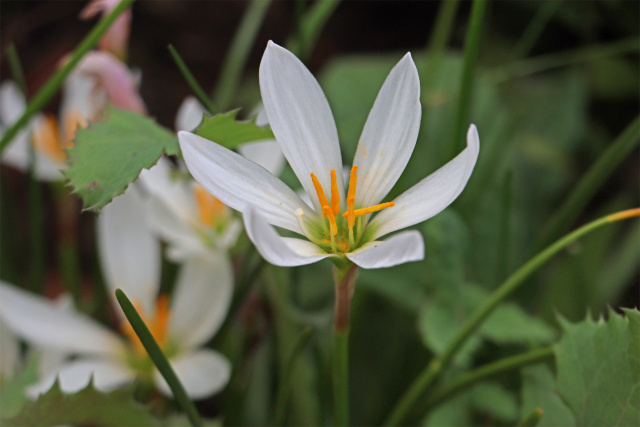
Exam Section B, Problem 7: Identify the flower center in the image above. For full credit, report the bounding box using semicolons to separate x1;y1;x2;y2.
304;165;394;254
31;111;88;163
120;295;171;355
194;184;228;228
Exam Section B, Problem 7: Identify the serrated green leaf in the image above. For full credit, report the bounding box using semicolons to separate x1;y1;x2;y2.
3;379;158;427
0;357;39;419
520;365;575;427
554;308;640;426
194;109;275;149
65;106;179;212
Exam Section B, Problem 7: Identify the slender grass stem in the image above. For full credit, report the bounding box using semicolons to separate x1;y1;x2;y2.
496;169;513;283
213;0;272;111
424;347;553;410
273;327;314;426
116;289;201;427
510;1;564;60
384;208;640;426
6;44;27;94
56;189;81;305
168;44;217;114
0;0;135;153
536;115;640;250
448;0;486;159
286;0;340;61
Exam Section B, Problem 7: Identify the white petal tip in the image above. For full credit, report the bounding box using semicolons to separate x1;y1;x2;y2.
466;124;480;149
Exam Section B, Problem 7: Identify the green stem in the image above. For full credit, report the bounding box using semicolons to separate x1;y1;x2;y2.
516;408;545;427
6;44;27;94
0;0;135;153
384;208;640;426
510;1;564;60
496;169;513;283
332;263;357;427
168;44;217;114
273;327;314;426
56;189;81;305
424;347;553;410
536;115;640;250
213;0;272;111
115;289;201;427
494;37;639;83
286;0;340;61
448;0;486;159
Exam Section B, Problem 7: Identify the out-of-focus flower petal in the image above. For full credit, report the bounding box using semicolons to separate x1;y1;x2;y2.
369;125;480;240
0;317;19;378
154;349;231;399
238;140;285;176
80;0;131;61
346;230;424;268
175;96;207;132
260;41;344;212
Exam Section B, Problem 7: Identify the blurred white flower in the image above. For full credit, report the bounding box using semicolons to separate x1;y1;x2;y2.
0;187;232;399
179;41;480;269
80;0;132;61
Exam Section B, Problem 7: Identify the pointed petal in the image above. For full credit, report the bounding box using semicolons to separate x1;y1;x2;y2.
175;96;207;132
244;208;329;267
369;125;480;239
238;140;285;176
179;131;313;233
347;230;424;268
353;53;421;207
28;357;134;397
97;185;161;315
0;282;125;356
169;254;233;349
154;349;231;399
259;41;344;212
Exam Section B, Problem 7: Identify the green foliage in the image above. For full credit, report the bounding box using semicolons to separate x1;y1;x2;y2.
2;380;158;427
65;106;179;212
520;365;575;426
0;357;39;420
553;308;640;426
194;109;275;149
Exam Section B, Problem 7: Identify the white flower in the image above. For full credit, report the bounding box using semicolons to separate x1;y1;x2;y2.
0;187;232;398
179;41;479;269
137;96;284;261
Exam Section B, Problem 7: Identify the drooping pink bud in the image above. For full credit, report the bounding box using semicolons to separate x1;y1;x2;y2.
75;51;146;114
80;0;132;61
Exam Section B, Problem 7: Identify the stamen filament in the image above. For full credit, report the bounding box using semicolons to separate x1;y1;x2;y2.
330;169;340;216
312;172;338;236
342;202;395;218
346;165;358;228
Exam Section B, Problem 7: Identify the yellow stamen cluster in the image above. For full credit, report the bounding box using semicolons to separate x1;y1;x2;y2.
31;111;88;163
310;165;394;253
121;295;171;354
194;184;227;227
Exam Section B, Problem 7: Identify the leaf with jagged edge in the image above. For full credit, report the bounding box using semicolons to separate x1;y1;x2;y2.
2;378;159;427
0;356;39;420
64;106;179;212
194;109;275;149
554;308;639;426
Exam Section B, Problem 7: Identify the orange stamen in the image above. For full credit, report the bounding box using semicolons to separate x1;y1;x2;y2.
343;202;395;218
346;165;358;228
63;110;88;147
32;114;66;162
194;184;226;227
311;172;338;236
330;169;340;216
120;296;171;354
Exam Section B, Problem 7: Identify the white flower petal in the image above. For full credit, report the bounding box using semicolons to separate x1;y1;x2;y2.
179;131;313;233
353;53;421;207
28;357;134;397
346;230;424;269
175;96;207;132
0;281;125;356
0;80;26;124
238;140;285;176
98;185;161;316
369;125;480;239
169;254;233;349
0;318;19;377
60;71;101;125
154;349;231;399
244;208;329;267
259;41;344;213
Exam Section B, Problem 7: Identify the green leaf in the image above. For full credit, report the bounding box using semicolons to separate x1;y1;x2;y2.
65;106;179;212
554;308;640;426
2;380;158;427
194;109;275;149
520;365;575;427
0;357;39;419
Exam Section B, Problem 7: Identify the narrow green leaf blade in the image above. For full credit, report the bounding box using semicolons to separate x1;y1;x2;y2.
0;357;40;419
65;106;179;211
194;109;275;149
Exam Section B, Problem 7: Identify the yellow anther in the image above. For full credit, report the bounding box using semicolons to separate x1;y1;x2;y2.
63;110;88;147
310;172;330;209
194;184;226;227
330;169;340;216
32;114;66;162
343;202;395;218
322;205;338;236
346;165;358;228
